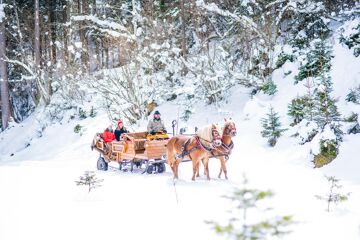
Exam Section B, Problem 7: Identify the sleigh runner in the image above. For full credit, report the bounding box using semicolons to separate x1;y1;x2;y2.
91;131;169;174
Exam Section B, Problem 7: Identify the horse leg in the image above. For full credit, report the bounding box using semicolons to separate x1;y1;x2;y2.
196;160;201;177
218;157;228;179
203;158;206;176
203;157;210;180
192;159;199;181
166;146;178;179
174;159;181;179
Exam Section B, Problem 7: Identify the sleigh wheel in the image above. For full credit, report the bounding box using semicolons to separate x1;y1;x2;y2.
146;165;154;174
97;157;108;171
157;162;166;173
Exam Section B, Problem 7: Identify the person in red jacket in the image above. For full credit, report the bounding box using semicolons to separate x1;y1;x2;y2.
103;125;115;143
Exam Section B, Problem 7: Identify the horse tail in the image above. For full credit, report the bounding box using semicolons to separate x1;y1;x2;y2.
166;136;178;167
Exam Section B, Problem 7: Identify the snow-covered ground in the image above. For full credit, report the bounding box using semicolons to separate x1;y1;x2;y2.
1;24;360;240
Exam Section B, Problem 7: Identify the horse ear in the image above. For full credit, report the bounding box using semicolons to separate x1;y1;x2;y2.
224;118;228;122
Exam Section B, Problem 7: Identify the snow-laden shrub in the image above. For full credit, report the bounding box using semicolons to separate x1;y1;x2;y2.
275;52;294;69
345;86;360;104
344;113;360;134
288;96;309;125
74;124;84;136
340;20;360;57
261;80;277;96
79;108;87;119
311;125;340;168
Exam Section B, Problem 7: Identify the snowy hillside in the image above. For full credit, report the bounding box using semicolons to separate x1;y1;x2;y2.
1;33;360;240
1;3;360;240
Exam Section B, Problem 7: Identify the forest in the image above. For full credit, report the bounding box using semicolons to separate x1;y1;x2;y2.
1;0;358;129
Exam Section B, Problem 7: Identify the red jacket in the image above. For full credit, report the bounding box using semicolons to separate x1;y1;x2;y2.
103;131;115;143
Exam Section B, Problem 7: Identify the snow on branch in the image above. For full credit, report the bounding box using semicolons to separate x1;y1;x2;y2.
0;4;6;22
5;58;35;79
71;15;135;41
196;0;268;44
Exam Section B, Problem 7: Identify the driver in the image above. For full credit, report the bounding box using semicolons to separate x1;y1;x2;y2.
147;110;167;134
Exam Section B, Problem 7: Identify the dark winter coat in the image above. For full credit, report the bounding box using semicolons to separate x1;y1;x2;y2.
114;127;129;141
147;118;166;133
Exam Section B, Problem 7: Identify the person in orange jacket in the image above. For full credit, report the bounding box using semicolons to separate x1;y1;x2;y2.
103;125;115;143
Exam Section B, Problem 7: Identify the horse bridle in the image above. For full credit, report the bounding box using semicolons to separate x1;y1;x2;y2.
224;123;237;137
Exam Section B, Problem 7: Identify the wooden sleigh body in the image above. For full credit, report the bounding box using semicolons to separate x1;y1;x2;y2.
91;131;169;174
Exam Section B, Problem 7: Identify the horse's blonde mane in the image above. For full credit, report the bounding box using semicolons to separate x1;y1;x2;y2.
197;123;222;144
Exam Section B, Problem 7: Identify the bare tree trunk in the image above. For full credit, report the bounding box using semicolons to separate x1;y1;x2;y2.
78;0;89;71
35;0;41;70
105;37;109;68
180;0;188;75
0;2;11;130
64;0;70;64
48;0;56;69
95;38;101;69
34;0;41;102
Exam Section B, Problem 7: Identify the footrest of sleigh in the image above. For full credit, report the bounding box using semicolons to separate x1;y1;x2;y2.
142;161;166;174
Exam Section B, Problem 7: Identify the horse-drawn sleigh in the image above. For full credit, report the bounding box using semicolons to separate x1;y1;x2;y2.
91;119;236;180
91;131;169;174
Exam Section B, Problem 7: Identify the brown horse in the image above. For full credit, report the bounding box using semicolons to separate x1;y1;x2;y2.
166;124;222;181
196;118;237;179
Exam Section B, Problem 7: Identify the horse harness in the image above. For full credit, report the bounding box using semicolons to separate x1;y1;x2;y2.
176;136;234;160
176;135;214;160
209;140;234;160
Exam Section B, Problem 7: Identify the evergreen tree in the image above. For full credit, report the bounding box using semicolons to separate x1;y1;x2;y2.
344;113;360;134
340;22;360;57
288;96;309;125
295;40;332;83
345;87;360;104
261;107;287;147
315;176;350;212
206;177;294;240
75;171;103;193
313;75;341;131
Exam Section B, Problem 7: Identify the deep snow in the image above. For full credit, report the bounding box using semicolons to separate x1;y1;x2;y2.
1;21;360;240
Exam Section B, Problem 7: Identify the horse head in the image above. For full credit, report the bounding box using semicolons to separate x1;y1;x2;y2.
211;123;222;147
223;118;237;137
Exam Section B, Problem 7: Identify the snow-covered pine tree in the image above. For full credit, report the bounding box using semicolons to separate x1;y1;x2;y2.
344;112;360;134
345;86;360;104
288;96;309;125
340;21;360;57
295;40;332;83
261;106;287;147
313;76;341;134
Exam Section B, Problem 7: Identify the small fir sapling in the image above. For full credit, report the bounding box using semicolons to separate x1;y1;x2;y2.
345;87;360;104
206;176;294;240
315;176;350;212
74;124;84;135
261;80;278;96
344;113;360;134
75;171;104;193
261;106;287;146
79;108;87;119
89;106;97;118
